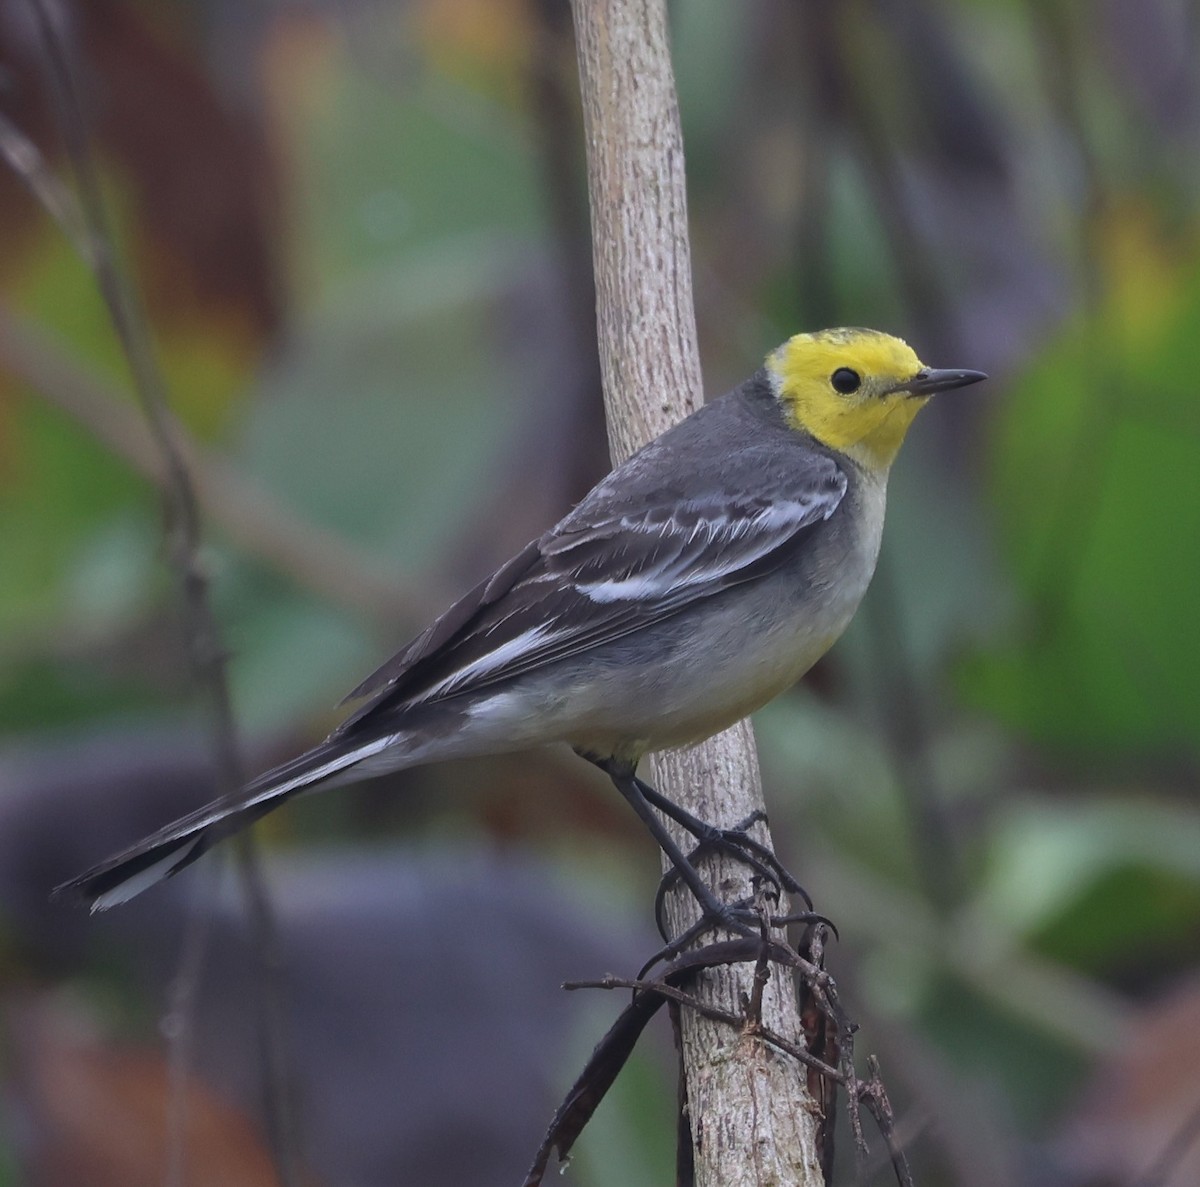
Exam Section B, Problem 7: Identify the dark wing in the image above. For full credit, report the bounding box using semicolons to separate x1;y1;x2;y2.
341;540;543;703
338;453;846;724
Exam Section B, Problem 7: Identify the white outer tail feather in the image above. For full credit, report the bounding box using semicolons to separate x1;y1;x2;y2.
75;734;405;911
90;837;204;913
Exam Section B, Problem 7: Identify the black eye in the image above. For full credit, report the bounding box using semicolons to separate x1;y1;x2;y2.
831;367;861;394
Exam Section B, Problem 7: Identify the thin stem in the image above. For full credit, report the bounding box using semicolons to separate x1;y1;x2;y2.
22;3;301;1182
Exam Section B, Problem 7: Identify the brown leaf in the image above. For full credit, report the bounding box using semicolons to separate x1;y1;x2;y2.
8;995;288;1187
1058;976;1200;1187
0;0;283;348
80;1;283;345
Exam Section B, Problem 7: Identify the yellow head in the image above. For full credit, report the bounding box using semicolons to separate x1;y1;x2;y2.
767;327;985;470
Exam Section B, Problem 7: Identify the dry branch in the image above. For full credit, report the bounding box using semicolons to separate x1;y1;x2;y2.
570;1;825;1183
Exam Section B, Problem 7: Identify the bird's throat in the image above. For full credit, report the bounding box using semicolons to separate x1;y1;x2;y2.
785;392;927;470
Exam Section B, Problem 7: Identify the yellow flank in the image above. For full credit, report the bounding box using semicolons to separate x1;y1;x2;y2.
767;327;929;470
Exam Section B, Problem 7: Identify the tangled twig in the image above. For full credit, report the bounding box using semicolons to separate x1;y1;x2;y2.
526;925;913;1187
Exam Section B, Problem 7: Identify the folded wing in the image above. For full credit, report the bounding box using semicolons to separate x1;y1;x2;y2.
339;455;847;726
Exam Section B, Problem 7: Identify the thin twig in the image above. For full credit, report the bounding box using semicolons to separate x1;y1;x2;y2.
20;3;301;1182
669;997;694;1187
161;865;216;1187
742;891;774;1027
859;1055;914;1187
0;109;92;256
565;969;842;1083
0;103;416;627
0;303;414;626
797;922;837;1181
549;926;916;1185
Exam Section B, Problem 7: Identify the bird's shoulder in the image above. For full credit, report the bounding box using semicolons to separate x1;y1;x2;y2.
558;370;846;527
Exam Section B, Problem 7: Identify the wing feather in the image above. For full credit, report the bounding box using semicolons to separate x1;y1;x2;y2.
339;539;543;705
338;452;847;725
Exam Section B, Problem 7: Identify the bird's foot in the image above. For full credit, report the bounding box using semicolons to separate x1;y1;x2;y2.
589;758;820;946
633;781;815;936
661;813;812;901
635;896;762;975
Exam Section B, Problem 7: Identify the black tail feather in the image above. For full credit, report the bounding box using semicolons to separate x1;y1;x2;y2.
52;800;271;911
53;736;371;911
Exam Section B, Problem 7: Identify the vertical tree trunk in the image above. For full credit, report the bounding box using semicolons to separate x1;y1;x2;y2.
570;2;826;1184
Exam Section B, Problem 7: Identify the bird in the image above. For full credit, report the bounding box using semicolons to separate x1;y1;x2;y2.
56;327;985;917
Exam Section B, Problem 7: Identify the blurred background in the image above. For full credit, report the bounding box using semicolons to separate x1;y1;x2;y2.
1;0;1198;1184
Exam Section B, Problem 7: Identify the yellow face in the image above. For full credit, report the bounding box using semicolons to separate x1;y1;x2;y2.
767;328;938;470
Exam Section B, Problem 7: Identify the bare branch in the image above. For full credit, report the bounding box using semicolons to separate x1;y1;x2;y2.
570;1;825;1183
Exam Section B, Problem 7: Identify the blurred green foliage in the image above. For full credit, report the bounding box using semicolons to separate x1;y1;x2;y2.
970;215;1200;757
2;1;1198;1185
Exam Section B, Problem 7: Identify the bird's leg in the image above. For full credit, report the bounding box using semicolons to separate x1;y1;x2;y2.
590;758;755;939
635;777;814;911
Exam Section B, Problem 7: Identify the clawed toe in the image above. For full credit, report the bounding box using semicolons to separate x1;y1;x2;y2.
650;826;814;936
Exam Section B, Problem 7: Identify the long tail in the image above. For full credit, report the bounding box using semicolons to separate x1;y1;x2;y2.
53;734;399;913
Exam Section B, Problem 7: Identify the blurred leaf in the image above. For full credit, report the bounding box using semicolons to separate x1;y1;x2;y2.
220;570;379;737
1033;861;1200;978
673;0;750;163
412;0;535;100
0;508;167;731
0;652;158;733
12;187;257;439
977;795;1200;979
0;394;153;631
860;432;1011;677
240;242;524;551
918;972;1090;1129
964;206;1200;757
60;513;161;637
758;691;917;886
284;31;543;297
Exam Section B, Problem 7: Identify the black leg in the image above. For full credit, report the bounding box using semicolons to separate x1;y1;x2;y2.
591;757;754;937
635;777;814;909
